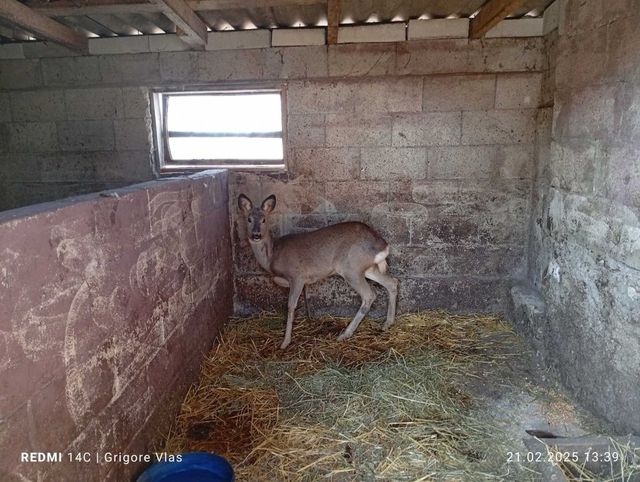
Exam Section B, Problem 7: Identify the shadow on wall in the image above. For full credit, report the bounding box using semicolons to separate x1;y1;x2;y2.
229;171;528;317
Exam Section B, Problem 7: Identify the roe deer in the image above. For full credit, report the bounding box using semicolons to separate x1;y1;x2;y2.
238;194;399;349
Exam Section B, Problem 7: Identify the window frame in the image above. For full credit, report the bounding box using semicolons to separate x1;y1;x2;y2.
151;83;288;173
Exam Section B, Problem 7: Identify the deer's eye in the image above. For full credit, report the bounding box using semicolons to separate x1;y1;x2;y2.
248;218;253;223
261;219;265;224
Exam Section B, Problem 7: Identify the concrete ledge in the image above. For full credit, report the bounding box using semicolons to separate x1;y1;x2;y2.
89;36;151;55
0;43;25;59
408;18;470;39
338;23;406;44
272;28;326;46
485;18;544;38
149;34;190;52
206;30;271;50
543;0;560;35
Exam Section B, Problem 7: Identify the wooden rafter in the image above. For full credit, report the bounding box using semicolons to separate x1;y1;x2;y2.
469;0;524;39
0;0;88;51
151;0;207;48
326;0;339;45
31;0;327;17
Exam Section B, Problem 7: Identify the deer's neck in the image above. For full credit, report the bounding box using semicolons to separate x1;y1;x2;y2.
249;235;274;273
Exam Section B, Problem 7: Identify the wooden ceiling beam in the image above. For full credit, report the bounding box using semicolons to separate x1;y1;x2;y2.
151;0;207;48
0;0;88;51
469;0;524;39
31;0;327;17
326;0;339;44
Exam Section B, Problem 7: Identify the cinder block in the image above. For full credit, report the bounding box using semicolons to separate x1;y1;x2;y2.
397;39;470;75
114;118;152;151
462;109;537;145
495;73;543;108
0;59;42;89
0;94;10;122
324;180;388;215
325;113;392;147
338;23;406;44
148;34;190;52
328;43;395;76
159;51;198;81
0;43;25;59
98;53;160;84
22;41;79;58
41;56;100;87
58;120;115;151
543;0;560;34
423;74;496;111
288;113;325;147
122;87;151;119
265;46;328;79
8;122;58;152
288;80;357;114
11;90;66;122
392;112;461;147
428;144;533;180
206;30;271;50
196;50;264;81
468;38;546;73
66;88;124;120
356;77;422;114
486;18;544;38
291;147;359;180
272;28;325;46
89;36;150;55
361;147;427;180
408;18;469;39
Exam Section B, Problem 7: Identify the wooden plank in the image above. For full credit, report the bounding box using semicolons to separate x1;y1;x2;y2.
0;0;88;51
151;0;208;48
327;0;339;44
469;0;524;39
32;0;326;17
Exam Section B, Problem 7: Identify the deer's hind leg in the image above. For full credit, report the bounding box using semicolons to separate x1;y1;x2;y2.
365;266;399;330
337;271;376;341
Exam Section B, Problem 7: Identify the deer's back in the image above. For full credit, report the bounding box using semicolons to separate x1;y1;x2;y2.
271;222;387;282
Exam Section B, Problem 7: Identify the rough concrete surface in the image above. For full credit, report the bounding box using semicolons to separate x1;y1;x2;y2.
512;0;640;435
0;170;233;481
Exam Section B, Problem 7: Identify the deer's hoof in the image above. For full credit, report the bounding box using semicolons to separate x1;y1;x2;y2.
337;331;351;342
280;340;291;350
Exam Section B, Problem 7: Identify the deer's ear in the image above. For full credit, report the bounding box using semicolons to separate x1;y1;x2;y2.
238;194;253;213
261;195;276;214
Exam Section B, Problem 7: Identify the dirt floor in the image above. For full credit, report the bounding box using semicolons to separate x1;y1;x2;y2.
163;311;630;481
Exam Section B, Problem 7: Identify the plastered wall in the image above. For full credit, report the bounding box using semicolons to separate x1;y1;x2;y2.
0;170;232;481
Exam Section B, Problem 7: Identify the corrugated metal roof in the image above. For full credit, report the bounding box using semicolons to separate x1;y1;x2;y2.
2;0;555;43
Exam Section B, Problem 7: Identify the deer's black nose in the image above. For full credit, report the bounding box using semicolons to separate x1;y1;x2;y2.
251;234;262;240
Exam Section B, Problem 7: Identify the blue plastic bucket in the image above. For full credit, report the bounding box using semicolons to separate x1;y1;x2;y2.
136;452;234;482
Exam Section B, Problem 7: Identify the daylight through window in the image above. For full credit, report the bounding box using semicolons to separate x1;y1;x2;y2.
154;89;285;171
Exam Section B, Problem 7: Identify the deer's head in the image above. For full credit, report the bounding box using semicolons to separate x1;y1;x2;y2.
237;194;276;243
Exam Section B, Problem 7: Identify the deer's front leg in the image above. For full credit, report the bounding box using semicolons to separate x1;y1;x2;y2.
282;281;304;349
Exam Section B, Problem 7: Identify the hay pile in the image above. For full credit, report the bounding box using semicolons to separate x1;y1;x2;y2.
164;312;536;481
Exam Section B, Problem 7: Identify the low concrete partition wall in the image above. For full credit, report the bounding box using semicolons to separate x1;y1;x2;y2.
0;170;232;481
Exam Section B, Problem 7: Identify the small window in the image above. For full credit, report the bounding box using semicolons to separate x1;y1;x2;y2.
153;88;286;172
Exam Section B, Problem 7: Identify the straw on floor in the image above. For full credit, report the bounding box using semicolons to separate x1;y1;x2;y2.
163;311;536;481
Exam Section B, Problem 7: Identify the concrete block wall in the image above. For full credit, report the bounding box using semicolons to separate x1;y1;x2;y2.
511;0;640;434
0;79;156;210
0;37;547;318
0;170;233;481
228;39;546;316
